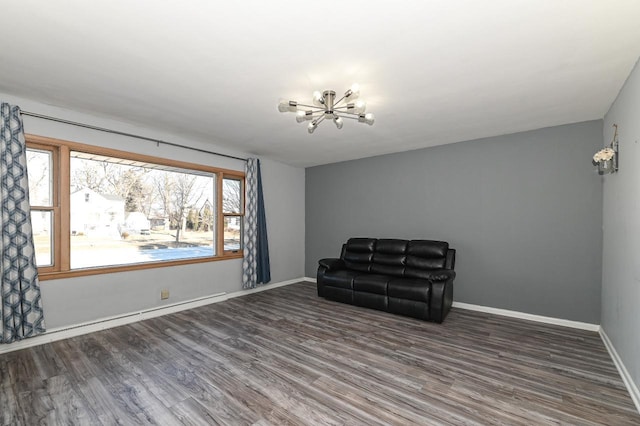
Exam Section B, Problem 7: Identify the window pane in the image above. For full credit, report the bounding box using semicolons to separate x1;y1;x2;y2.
224;216;242;251
27;149;52;206
223;178;242;213
70;153;216;269
31;210;52;266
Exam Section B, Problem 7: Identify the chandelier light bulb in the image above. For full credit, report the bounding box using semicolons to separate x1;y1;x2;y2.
278;99;297;113
296;110;314;123
364;113;375;125
308;120;317;134
312;91;324;106
358;113;375;125
345;83;360;100
334;116;344;129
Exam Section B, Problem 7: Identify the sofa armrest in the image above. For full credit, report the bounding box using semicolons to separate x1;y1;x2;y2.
423;269;456;282
317;258;345;298
428;270;455;323
318;258;346;271
445;249;456;270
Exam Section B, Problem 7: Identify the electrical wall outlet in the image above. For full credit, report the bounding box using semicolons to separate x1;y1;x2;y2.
160;289;170;300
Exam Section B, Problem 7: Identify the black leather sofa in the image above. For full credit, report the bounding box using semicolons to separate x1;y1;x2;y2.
317;238;456;323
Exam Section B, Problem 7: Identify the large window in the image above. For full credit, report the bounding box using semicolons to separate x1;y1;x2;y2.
25;135;244;279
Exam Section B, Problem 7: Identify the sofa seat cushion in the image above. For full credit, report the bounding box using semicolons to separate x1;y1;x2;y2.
354;292;388;311
323;270;362;290
388;298;429;320
388;279;431;303
353;274;393;295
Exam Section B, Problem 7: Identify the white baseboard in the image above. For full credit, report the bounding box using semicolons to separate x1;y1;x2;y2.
0;277;304;355
452;301;600;332
226;277;304;298
600;329;640;413
304;276;317;283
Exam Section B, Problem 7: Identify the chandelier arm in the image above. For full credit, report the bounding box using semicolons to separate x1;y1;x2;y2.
333;95;347;107
333;113;359;120
333;110;360;115
296;103;325;110
333;107;360;113
303;110;325;115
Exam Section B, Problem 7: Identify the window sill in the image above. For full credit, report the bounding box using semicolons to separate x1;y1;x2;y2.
38;252;244;281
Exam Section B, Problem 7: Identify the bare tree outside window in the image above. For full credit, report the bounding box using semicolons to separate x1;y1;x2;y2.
26;149;52;206
71;160;153;212
222;178;242;213
169;173;210;243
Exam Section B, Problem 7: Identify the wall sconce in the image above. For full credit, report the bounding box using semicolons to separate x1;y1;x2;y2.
593;124;619;174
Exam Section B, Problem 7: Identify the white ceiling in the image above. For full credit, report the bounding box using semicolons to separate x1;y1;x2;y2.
2;1;640;167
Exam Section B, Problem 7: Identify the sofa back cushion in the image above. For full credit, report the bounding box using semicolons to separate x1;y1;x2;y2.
405;240;449;279
342;238;376;272
371;239;408;276
340;238;452;277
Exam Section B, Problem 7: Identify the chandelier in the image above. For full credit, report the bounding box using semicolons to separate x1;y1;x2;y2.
278;84;375;133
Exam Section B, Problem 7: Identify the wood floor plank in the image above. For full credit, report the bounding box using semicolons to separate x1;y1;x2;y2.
0;381;21;426
71;377;124;425
43;374;102;426
170;397;227;426
1;281;638;425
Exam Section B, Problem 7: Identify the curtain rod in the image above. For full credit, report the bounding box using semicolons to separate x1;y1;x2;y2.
20;110;248;162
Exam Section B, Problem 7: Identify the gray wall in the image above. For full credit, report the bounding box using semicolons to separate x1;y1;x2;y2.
306;121;603;323
1;93;306;329
602;58;640;392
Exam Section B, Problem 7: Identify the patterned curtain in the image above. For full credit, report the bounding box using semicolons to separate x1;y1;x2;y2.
242;158;271;289
0;103;45;343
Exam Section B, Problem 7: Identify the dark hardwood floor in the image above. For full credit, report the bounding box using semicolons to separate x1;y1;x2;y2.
1;281;638;425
